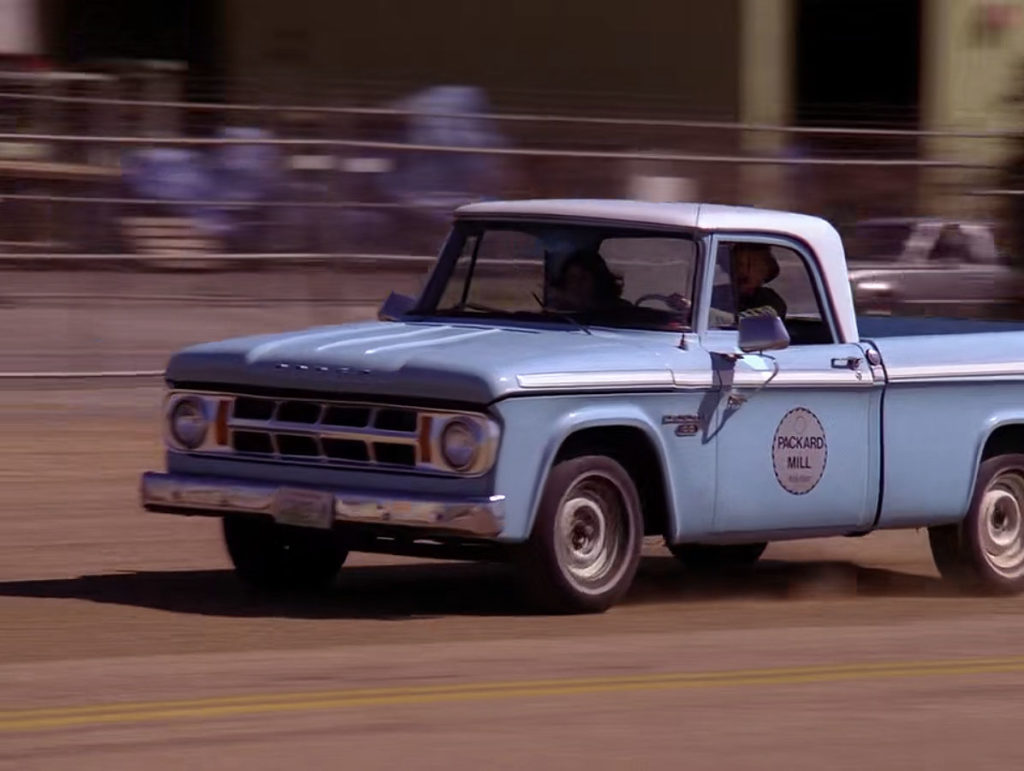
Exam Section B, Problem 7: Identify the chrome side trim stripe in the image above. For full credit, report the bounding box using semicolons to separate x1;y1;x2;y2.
887;362;1024;382
517;370;676;390
517;369;873;390
673;372;716;388
732;369;875;388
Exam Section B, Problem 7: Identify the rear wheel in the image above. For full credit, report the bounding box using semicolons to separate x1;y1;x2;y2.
667;542;767;572
518;455;642;614
928;454;1024;593
222;516;348;592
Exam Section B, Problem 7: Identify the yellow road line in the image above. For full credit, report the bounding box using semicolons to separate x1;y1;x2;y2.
3;656;1024;732
3;655;1018;719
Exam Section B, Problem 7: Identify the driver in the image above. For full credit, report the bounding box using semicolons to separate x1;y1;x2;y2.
547;249;627;312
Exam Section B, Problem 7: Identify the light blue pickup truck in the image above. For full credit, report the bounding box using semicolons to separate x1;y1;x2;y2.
141;199;1024;613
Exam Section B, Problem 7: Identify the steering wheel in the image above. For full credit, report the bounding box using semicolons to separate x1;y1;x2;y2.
635;293;689;311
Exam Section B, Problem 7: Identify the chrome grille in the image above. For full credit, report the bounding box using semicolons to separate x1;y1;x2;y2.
227;396;420;469
163;390;499;477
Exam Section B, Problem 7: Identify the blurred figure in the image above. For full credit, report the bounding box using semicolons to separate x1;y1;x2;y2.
339;84;509;254
120;127;284;252
931;223;969;263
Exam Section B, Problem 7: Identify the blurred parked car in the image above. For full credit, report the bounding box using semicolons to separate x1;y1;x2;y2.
847;217;1024;319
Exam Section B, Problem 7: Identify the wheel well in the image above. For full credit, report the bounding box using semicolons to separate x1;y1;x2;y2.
982;425;1024;460
554;426;671;538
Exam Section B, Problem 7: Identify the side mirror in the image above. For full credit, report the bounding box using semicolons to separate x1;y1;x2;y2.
738;313;790;353
378;291;416;321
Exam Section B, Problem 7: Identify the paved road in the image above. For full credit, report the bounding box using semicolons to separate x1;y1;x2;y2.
2;384;1023;768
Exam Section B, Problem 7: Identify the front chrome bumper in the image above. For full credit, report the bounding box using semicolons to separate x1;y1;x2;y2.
140;472;505;538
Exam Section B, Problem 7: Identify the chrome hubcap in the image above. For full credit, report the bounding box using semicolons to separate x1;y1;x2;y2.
555;473;628;592
981;471;1024;578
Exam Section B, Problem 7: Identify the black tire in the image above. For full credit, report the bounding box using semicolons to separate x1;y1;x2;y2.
517;455;643;614
666;542;767;572
222;516;348;592
928;453;1024;594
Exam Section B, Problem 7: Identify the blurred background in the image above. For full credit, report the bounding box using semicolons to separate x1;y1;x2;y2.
4;0;1024;374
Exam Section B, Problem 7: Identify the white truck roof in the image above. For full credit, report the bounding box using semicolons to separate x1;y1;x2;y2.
455;199;858;343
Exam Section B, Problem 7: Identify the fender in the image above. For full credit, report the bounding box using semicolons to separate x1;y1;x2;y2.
521;401;681;541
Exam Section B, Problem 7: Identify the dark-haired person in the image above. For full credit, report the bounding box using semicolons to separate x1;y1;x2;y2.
547;249;627;312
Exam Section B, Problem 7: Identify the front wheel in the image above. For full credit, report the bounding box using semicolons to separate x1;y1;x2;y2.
223;516;348;592
517;455;643;613
928;454;1024;593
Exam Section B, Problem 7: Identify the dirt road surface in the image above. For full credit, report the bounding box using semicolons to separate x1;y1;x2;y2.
3;380;1024;768
0;266;412;372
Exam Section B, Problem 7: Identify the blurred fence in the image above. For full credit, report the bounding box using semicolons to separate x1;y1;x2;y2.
0;73;1018;377
0;75;1014;262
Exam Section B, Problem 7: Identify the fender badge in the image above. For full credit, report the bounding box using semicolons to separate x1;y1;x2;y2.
662;414;700;436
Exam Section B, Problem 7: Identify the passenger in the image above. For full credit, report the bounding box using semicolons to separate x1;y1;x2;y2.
547;249;627;312
664;244;785;325
727;243;787;320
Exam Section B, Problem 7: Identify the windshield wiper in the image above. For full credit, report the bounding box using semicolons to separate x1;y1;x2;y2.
439;301;511;315
531;292;591;335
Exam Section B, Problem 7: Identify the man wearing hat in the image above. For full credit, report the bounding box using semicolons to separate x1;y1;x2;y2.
661;242;788;326
729;242;787;320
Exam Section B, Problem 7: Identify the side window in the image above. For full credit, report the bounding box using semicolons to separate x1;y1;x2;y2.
709;241;834;345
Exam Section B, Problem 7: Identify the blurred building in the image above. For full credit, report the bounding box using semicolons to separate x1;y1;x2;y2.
210;0;1024;217
11;1;1024;137
4;0;1024;240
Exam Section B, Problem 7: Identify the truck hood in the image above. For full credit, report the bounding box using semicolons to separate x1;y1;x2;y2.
164;320;686;404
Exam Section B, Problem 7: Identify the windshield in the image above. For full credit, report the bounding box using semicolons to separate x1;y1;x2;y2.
417;221;699;331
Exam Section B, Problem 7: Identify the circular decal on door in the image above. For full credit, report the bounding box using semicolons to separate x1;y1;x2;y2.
772;407;827;495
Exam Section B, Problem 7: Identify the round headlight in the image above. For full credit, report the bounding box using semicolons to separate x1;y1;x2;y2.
440;419;481;471
169;397;209;450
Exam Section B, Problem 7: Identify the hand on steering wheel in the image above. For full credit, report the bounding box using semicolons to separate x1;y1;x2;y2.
635;293;690;312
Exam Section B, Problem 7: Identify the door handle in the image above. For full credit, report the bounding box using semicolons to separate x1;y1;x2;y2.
831;356;862;370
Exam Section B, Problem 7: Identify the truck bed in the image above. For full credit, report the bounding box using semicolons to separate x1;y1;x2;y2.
857;315;1024;338
857;315;1024;531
